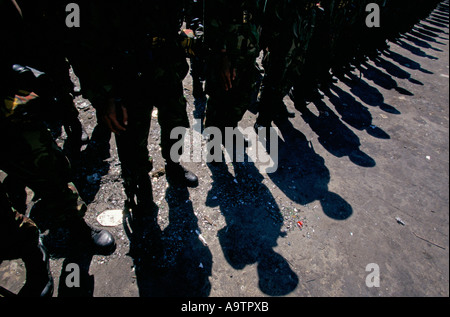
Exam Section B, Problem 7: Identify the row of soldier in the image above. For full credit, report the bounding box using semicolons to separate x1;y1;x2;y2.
0;0;442;296
252;0;443;129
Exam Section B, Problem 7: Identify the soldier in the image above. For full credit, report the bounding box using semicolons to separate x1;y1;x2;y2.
19;0;88;164
203;0;263;150
289;1;331;111
0;0;116;259
0;1;89;217
185;0;207;100
66;1;198;220
257;0;322;121
325;0;363;78
254;0;300;130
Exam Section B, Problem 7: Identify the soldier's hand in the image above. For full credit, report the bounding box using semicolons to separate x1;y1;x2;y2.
103;97;128;134
219;52;236;91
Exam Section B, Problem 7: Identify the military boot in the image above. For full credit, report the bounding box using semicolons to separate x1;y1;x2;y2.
68;218;117;256
165;162;199;188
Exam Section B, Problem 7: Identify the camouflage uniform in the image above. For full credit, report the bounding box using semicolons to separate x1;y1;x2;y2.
67;1;195;213
0;0;115;257
204;0;263;135
256;0;316;125
289;1;332;108
0;0;86;231
19;0;86;162
254;1;320;116
325;0;365;76
282;1;319;93
0;1;86;219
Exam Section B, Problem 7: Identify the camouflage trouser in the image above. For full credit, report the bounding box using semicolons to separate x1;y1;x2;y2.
0;182;40;260
0;119;86;231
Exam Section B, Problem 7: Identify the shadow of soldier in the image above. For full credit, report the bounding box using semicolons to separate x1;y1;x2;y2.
268;118;354;220
325;84;391;140
206;158;299;296
124;185;212;297
295;99;376;169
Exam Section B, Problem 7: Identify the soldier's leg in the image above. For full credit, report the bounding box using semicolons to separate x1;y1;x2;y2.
256;84;295;129
0;120;115;256
157;84;199;188
148;50;198;187
114;101;156;217
204;62;260;165
290;66;322;113
0;182;53;297
256;50;295;129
